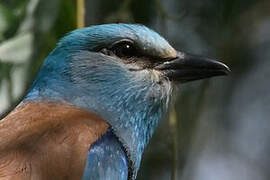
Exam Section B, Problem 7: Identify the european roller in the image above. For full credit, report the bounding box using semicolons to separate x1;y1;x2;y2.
0;24;229;180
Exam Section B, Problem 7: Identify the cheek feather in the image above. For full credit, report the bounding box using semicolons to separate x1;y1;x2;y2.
127;68;172;106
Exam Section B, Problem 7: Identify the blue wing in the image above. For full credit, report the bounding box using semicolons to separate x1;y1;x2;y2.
82;128;129;180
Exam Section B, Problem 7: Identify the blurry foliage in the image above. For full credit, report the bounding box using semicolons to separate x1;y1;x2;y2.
0;0;270;180
0;0;76;116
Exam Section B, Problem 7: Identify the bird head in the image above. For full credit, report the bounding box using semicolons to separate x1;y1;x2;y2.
25;24;229;178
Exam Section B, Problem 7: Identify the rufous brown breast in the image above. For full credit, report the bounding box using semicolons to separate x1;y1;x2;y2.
0;102;109;180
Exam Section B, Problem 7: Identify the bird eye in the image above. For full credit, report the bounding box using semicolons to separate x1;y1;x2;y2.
110;41;137;58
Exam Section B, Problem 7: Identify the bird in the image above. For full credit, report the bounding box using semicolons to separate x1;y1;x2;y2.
0;23;230;180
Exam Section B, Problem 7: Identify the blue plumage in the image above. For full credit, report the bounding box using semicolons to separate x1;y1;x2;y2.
58;24;176;58
82;128;128;180
21;23;229;179
25;24;175;179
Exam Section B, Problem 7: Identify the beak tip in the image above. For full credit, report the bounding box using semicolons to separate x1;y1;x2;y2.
218;61;231;76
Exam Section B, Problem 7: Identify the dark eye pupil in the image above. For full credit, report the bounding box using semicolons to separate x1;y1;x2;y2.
113;42;136;58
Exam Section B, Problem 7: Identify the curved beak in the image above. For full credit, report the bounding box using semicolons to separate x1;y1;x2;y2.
154;51;230;83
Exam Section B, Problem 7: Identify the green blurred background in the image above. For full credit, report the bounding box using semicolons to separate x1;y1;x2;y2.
0;0;270;179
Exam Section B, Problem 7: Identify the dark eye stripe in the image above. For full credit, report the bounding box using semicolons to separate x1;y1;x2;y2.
98;39;169;63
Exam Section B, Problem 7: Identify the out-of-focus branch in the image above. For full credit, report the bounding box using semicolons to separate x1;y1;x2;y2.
169;105;179;180
104;0;133;23
6;66;13;105
154;0;187;20
77;0;85;28
120;0;132;11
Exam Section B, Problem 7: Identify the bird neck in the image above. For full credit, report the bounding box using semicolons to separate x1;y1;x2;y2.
24;50;172;179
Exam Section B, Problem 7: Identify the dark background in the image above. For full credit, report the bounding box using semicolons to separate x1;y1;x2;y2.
0;0;269;179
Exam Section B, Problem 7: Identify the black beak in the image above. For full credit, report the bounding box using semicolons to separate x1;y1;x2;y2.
154;51;230;83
